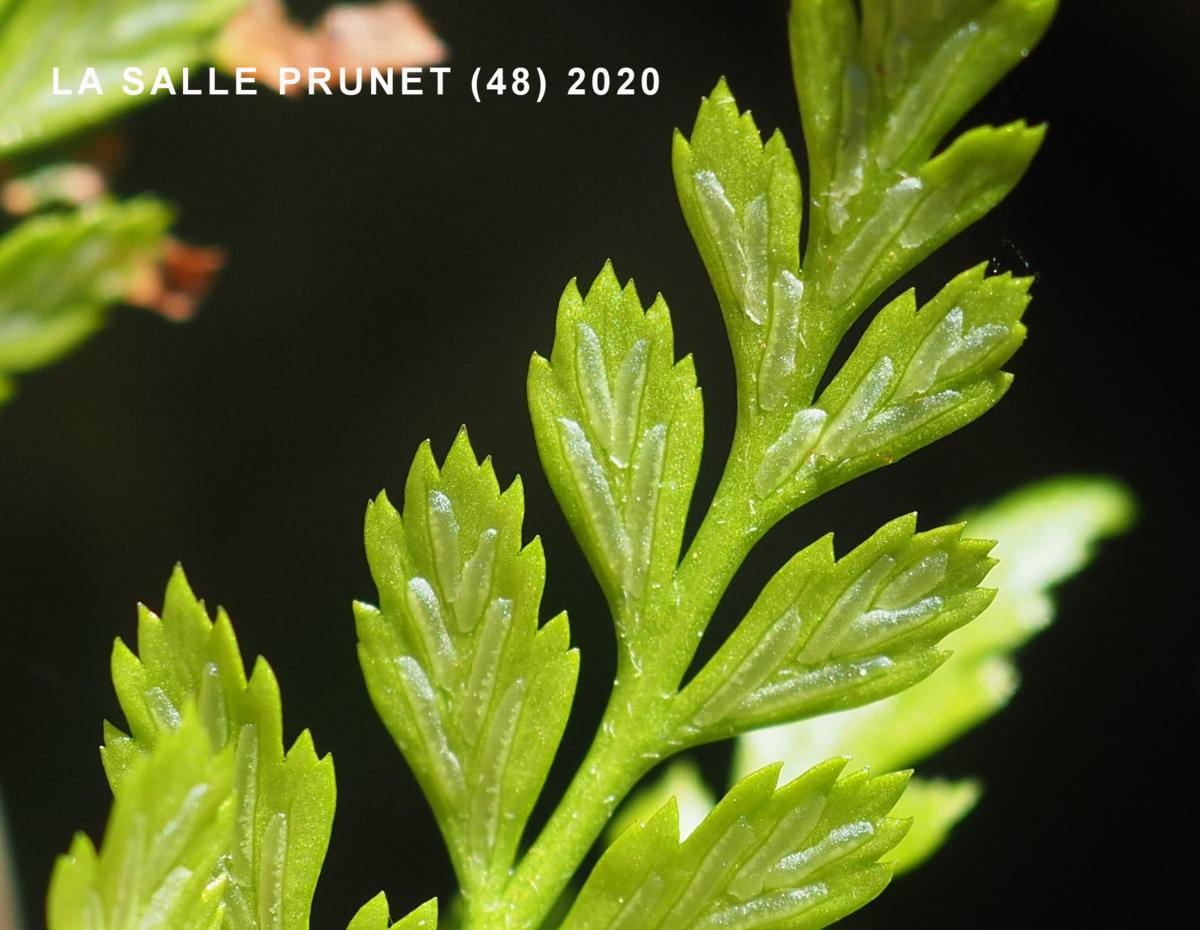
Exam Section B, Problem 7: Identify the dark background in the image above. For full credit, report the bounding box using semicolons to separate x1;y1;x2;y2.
1;1;1193;927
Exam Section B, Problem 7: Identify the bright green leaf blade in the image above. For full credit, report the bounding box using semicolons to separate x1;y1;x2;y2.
887;777;979;874
391;899;437;930
347;893;437;930
736;477;1133;778
562;761;908;930
606;760;716;847
617;773;978;882
347;894;393;930
749;265;1030;509
673;82;809;412
357;430;579;892
743;653;1018;781
787;0;857;215
105;567;335;930
0;198;173;388
529;263;703;654
676;514;994;742
48;711;234;930
811;122;1043;326
0;0;244;158
789;0;1053;338
856;0;1057;167
734;478;1130;870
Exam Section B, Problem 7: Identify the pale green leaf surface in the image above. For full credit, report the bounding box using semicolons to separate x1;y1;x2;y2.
736;477;1132;778
561;761;908;930
949;475;1134;658
357;430;579;893
742;652;1018;782
733;479;1130;868
48;711;235;930
104;567;335;930
0;0;244;157
790;0;1054;335
346;894;437;930
886;778;979;875
529;263;702;651
749;264;1030;508
0;198;172;397
676;514;994;742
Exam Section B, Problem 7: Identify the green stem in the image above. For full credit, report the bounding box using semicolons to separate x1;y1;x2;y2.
670;439;769;675
481;445;770;930
487;676;663;930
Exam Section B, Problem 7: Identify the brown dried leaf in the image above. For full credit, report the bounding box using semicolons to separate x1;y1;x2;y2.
216;0;446;93
125;239;226;322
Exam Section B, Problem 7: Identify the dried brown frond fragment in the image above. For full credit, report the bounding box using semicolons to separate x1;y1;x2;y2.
216;0;447;93
125;239;227;322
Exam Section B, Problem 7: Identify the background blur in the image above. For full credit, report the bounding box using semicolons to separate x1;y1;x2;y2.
0;1;1193;926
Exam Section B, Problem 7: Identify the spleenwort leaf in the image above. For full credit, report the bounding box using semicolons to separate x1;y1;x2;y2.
673;64;1038;529
0;198;173;405
356;429;579;894
561;761;908;930
529;263;702;654
734;477;1131;867
751;264;1030;505
0;0;244;157
737;478;1133;776
48;710;235;930
673;83;805;415
613;767;976;880
676;515;994;742
103;568;335;930
790;0;1053;337
41;3;1090;930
